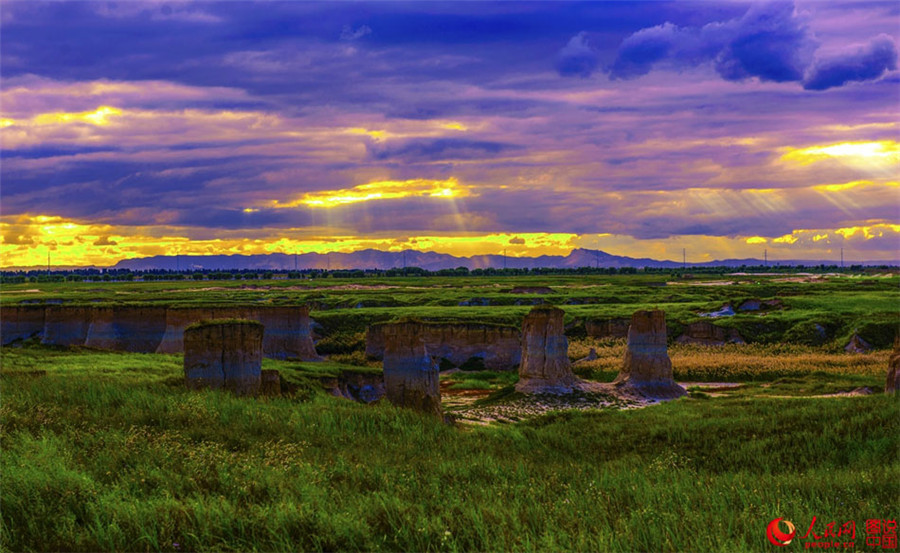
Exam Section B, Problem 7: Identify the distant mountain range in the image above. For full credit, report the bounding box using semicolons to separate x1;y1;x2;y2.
92;248;891;271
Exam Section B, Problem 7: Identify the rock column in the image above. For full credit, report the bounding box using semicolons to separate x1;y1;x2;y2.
260;370;282;396
184;319;263;396
614;310;685;399
515;306;578;394
382;322;441;416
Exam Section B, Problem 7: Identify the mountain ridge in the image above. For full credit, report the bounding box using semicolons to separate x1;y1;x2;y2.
93;248;891;271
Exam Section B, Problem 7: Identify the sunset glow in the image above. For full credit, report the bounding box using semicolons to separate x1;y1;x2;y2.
275;178;470;209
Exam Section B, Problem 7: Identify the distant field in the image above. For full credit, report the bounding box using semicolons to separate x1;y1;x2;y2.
4;273;896;351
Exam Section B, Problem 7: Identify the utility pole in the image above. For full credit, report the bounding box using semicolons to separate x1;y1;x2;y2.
764;249;767;268
47;251;51;276
294;252;298;272
682;248;686;271
840;248;844;270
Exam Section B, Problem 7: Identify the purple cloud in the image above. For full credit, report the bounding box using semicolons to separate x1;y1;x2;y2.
608;2;895;89
803;34;898;90
556;32;599;78
368;138;520;162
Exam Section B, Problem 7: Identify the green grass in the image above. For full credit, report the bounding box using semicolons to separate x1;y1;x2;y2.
1;344;898;552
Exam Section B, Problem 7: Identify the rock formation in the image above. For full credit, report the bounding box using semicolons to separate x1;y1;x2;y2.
0;306;46;343
42;306;92;346
366;322;520;370
382;322;441;416
321;370;386;403
515;306;579;394
887;336;900;395
85;307;168;352
157;308;219;353
574;348;598;365
183;319;263;396
615;310;685;399
585;318;630;339
257;306;321;360
260;369;281;396
699;304;735;318
844;333;872;354
676;321;744;346
1;304;319;360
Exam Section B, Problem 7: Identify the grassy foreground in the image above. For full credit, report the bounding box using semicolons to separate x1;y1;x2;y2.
2;346;898;552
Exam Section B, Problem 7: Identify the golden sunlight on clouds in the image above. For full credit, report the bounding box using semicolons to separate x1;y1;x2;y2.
773;234;798;244
341;120;468;140
3;215;899;268
10;106;125;127
834;224;900;240
812;180;898;193
781;140;900;166
269;178;470;209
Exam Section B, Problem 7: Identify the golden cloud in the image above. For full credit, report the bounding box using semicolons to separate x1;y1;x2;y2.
268;178;471;209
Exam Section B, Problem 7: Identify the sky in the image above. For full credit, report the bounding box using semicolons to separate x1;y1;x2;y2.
1;0;898;267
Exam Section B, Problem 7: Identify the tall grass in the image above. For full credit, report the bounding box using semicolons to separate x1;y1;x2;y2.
2;346;898;551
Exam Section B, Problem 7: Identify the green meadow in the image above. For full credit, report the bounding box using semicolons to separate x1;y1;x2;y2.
1;273;899;551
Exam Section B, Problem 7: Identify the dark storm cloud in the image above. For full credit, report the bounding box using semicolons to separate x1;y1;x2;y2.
368;138;521;162
608;1;896;90
803;34;898;90
556;32;599;78
610;2;817;83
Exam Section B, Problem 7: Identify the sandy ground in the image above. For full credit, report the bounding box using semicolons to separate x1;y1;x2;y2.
443;380;877;425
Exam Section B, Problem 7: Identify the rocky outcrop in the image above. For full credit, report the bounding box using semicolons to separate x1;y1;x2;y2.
85;307;168;352
366;322;520;370
574;348;598;365
260;369;281;396
1;306;46;344
585;318;630;339
699;304;735;318
677;321;745;346
257;306;320;361
887;337;900;395
184;319;263;396
615;310;685;399
157;308;219;354
0;304;319;360
42;306;92;346
738;298;782;311
516;306;579;394
321;370;386;403
382;322;441;416
844;333;872;354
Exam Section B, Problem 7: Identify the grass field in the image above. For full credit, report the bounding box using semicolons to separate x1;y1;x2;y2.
2;274;898;551
1;341;898;552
